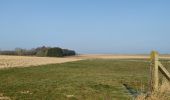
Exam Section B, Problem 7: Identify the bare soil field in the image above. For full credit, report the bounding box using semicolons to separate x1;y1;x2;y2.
1;54;170;69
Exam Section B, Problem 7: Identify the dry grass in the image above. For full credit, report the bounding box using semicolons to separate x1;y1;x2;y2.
136;81;170;100
0;55;82;69
76;54;170;59
0;93;11;100
1;54;170;69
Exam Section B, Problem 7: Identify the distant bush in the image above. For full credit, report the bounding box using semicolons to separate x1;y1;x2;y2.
23;50;37;56
46;47;63;57
15;48;25;56
0;46;76;57
35;46;48;57
36;50;47;57
15;48;36;56
0;51;17;55
62;49;76;56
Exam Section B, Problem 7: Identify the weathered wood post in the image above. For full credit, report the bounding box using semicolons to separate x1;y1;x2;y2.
150;51;159;92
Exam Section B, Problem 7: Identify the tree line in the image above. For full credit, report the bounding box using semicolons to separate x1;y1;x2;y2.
0;46;76;57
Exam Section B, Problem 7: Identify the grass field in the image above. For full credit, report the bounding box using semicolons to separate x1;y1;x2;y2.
0;59;169;100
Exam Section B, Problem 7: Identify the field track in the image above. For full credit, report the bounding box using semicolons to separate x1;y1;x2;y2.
1;54;170;69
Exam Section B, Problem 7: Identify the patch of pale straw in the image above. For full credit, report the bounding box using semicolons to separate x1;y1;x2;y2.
0;93;11;100
0;55;82;69
136;81;170;100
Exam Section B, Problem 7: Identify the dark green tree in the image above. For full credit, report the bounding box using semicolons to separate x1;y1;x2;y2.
46;47;63;57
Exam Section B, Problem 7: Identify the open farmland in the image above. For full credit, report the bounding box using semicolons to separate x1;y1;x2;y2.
0;55;170;99
0;59;151;100
1;54;170;69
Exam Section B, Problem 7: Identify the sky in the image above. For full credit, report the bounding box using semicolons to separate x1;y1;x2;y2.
0;0;170;54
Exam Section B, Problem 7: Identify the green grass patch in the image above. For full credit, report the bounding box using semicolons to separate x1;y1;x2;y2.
0;59;169;100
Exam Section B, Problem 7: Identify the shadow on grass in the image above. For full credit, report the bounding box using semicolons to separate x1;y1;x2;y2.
123;84;141;98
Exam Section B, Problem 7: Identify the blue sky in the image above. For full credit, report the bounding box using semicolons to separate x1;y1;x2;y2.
0;0;170;54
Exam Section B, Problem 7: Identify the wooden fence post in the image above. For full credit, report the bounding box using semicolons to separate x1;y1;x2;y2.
150;51;159;92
